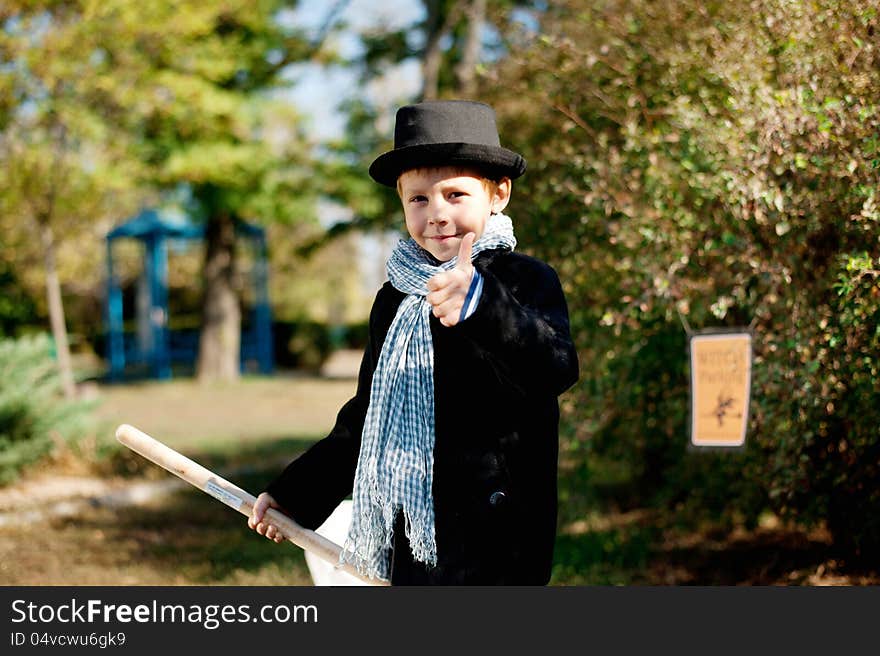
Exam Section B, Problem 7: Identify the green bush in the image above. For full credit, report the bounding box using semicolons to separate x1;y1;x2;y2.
0;333;97;484
486;0;880;557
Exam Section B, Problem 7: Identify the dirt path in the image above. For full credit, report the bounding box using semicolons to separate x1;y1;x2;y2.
2;374;359;524
0;474;185;528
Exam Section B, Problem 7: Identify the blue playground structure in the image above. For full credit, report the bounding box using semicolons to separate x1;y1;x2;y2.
105;208;273;380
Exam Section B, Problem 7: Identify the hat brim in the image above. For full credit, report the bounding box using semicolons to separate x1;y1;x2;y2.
369;142;526;187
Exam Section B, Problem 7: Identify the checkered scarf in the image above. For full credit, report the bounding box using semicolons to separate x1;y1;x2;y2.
340;213;517;580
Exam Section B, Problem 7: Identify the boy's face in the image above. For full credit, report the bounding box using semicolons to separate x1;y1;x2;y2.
398;166;511;263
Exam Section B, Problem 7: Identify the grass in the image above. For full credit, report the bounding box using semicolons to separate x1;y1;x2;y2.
1;373;877;586
0;373;356;586
91;373;357;451
0;487;313;586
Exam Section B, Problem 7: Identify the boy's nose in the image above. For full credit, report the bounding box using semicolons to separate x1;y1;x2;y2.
428;214;449;225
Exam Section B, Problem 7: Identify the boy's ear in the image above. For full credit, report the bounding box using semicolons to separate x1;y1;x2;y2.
491;177;512;214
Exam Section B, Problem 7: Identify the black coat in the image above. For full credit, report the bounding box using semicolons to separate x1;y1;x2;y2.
266;248;579;585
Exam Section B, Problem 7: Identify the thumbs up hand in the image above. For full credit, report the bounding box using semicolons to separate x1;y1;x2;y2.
426;232;475;327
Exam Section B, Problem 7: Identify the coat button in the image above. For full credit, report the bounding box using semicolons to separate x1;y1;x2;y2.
489;491;507;507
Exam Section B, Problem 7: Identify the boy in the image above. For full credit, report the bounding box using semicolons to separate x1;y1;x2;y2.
249;100;579;585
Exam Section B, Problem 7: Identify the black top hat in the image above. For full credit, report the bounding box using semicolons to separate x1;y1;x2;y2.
369;100;527;187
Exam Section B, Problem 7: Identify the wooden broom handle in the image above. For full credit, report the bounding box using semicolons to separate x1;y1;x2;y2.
115;423;387;586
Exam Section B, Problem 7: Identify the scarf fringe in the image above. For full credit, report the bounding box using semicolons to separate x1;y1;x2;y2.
340;213;516;581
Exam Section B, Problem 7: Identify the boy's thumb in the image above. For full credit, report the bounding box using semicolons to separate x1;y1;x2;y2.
456;233;475;268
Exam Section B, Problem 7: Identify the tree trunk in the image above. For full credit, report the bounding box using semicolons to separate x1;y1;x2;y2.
197;212;240;383
39;221;77;400
421;0;444;100
421;0;471;100
454;0;486;96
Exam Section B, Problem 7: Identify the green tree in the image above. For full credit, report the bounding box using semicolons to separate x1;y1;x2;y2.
91;2;321;381
1;3;145;396
3;1;330;382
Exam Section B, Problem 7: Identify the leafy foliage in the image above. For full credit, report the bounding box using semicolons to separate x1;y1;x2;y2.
0;334;97;484
0;258;39;335
485;0;880;555
1;2;337;380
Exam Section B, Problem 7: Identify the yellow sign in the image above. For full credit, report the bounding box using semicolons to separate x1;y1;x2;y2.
689;332;752;447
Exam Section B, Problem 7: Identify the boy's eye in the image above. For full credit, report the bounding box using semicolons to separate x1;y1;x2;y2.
409;195;427;203
448;191;466;199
